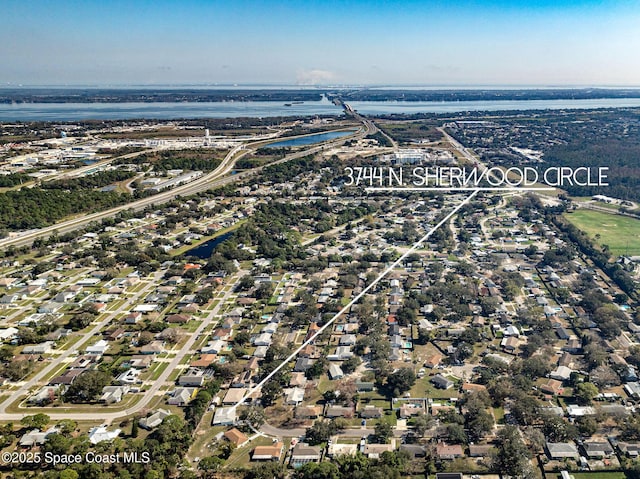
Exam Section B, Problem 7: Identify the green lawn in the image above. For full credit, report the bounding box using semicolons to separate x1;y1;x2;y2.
560;473;627;479
565;209;640;256
224;435;275;470
147;362;170;381
410;377;459;399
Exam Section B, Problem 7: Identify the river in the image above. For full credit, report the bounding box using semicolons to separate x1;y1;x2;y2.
2;97;640;121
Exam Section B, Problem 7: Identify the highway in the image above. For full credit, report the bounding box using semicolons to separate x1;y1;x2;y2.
0;122;372;421
0;126;368;250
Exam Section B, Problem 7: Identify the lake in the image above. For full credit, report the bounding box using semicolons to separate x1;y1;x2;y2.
183;232;233;259
264;130;355;148
2;97;640;121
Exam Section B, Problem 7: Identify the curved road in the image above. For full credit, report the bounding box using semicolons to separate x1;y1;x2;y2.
0;123;372;422
0;125;368;250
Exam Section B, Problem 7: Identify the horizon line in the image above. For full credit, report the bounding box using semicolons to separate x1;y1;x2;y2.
3;83;640;90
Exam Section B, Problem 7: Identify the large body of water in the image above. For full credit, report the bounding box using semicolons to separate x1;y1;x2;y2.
348;98;640;115
265;130;355;148
0;99;340;121
2;97;640;121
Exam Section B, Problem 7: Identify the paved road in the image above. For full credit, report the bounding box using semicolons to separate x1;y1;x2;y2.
0;127;366;249
260;423;407;439
0;270;242;422
0;121;372;420
575;202;640;219
0;272;162;419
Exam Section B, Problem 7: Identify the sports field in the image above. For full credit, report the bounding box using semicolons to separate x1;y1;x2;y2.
565;209;640;256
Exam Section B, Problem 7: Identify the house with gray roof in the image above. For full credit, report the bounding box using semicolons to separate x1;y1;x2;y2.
431;374;454;390
139;408;171;430
546;442;579;460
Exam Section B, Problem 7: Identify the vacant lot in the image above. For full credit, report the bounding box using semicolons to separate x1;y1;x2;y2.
565;209;640;256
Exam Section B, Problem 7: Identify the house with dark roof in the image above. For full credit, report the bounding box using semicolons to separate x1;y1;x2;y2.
290;443;321;467
359;406;383;419
325;405;355;418
617;442;640;457
400;444;426;458
546;442;579;460
431;374;454;390
293;357;314;373
583;441;614;458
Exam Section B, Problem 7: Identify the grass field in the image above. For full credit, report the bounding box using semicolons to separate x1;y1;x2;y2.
551;473;627;479
565;209;640;256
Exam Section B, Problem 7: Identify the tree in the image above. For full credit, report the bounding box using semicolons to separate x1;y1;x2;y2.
233;330;251;346
583;342;607;368
374;421;393;444
306;420;340;446
334;452;370;476
574;382;599;404
245;462;287;479
3;360;34;381
590;364;621;388
479;296;499;316
198;456;224;478
621;416;640;441
306;357;328;379
41;432;73;456
627;345;640;368
57;420;77;436
542;415;578;442
60;470;80;479
576;416;598;436
510;395;540;426
241;406;266;429
20;413;50;430
137;331;154;346
218;441;236;459
625;461;640;479
411;413;433;437
294;462;340;479
237;275;255;291
255;282;275;300
323;389;338;404
446;423;467;444
131;419;139;438
467;409;494;440
341;356;361;374
384;367;416;397
260;380;282;407
64;370;111;402
493;425;534;479
0;345;14;362
520;357;551;380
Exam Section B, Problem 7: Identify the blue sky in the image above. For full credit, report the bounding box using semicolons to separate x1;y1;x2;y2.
2;0;640;86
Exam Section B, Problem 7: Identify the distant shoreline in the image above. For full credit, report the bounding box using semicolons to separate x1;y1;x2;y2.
3;87;640;104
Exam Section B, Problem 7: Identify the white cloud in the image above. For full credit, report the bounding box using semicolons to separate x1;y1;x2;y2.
296;69;336;85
